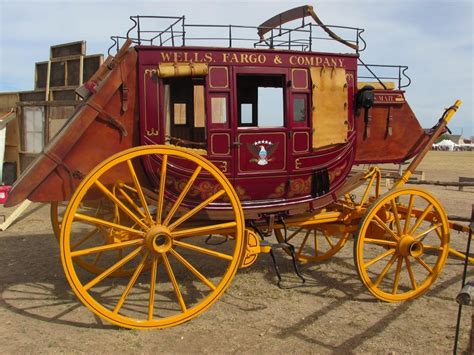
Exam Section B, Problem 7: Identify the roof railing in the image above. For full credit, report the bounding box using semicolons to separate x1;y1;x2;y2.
358;59;411;89
107;14;407;89
108;15;365;55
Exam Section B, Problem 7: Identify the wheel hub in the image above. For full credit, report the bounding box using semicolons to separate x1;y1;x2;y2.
398;235;423;257
145;225;173;254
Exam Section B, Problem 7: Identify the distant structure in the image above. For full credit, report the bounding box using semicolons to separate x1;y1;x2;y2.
443;134;465;145
0;41;102;183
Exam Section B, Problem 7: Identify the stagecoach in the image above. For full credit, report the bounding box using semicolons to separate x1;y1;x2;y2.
5;5;468;329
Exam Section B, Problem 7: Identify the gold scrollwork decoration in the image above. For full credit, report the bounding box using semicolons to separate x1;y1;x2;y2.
145;68;158;77
146;128;159;136
295;158;303;170
268;183;286;199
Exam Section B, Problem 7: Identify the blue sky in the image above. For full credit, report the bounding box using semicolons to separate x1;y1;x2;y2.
1;0;472;136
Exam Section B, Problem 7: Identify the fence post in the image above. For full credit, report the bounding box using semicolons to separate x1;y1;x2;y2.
453;205;474;353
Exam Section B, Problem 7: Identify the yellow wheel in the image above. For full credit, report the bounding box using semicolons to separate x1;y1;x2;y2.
51;201;108;241
354;187;449;302
275;225;349;262
50;201;63;241
60;145;244;329
52;200;141;276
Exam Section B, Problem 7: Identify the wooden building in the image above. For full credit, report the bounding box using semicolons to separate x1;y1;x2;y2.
2;41;103;177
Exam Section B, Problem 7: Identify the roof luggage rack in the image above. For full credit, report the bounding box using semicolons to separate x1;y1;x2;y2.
108;5;366;55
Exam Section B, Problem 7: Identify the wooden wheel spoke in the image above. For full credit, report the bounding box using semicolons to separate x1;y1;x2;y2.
324;233;335;248
276;228;348;263
390;199;402;235
364;238;397;247
403;194;415;234
434;227;444;241
168;190;226;232
74;213;145;237
172;221;237;239
169;249;216;291
297;229;311;256
113;251;150;314
365;248;395;268
84;246;144;291
373;215;400;241
163;166;202;226
148;256;159;321
71;227;100;250
409;204;434;235
173;240;233;261
392;256;403;294
423;244;444;251
374;253;398;287
314;230;319;256
116;186;146;220
415;256;434;274
94;180;150;231
92;251;103;265
162;253;187;313
404;256;418;290
413;223;441;240
126;160;153;223
70;239;144;258
287;227;304;242
156;154;168;224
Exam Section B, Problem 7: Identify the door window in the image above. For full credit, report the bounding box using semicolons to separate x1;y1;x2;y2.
237;75;285;127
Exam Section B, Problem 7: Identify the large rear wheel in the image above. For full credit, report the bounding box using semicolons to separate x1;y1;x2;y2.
60;145;245;329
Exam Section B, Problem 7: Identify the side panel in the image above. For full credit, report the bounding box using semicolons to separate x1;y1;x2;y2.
137;46;358;210
354;90;427;164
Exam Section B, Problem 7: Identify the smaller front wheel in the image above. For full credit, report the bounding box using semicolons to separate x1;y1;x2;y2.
354;188;449;302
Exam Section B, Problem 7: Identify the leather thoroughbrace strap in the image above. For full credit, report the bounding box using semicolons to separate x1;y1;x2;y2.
43;149;85;196
120;60;129;113
86;100;128;138
385;106;393;139
363;108;372;140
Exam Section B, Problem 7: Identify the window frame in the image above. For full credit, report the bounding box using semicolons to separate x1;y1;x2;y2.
22;105;45;154
236;73;287;128
292;93;309;128
209;93;229;128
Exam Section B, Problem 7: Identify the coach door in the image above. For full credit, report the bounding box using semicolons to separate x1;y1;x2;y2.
232;67;289;200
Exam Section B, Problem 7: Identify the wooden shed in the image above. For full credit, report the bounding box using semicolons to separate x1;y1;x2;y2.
14;41;103;172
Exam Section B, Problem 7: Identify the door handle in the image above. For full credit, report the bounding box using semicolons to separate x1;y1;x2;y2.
232;141;242;147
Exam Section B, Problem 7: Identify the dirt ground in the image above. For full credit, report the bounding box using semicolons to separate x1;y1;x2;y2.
0;151;473;354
